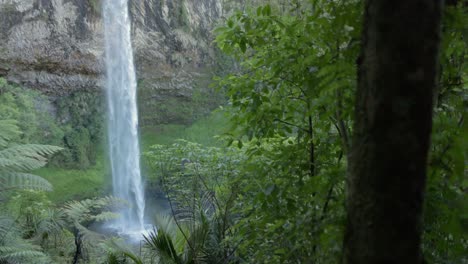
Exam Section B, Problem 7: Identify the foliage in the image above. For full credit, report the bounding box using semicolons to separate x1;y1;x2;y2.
0;78;64;146
143;140;242;263
89;0;101;16
0;211;54;264
6;190;53;238
34;154;107;203
0;117;61;263
55;90;104;169
212;0;467;263
0;77;104;170
213;0;360;262
0;0;465;263
422;3;468;263
62;196;121;264
0;119;62;193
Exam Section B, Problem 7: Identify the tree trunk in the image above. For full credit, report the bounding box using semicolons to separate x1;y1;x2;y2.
344;0;443;263
73;230;83;264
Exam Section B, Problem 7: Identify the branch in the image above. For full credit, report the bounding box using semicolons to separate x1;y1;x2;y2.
273;118;310;133
335;87;351;153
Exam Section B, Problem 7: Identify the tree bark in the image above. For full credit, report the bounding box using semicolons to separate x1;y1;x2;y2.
73;230;83;264
344;0;443;263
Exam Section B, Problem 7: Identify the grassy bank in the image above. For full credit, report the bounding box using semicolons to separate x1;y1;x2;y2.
140;109;228;148
35;153;109;203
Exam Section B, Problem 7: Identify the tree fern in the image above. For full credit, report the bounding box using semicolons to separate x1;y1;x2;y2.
62;196;122;264
63;196;121;224
35;208;67;241
0;119;62;192
0;118;61;263
0;215;51;264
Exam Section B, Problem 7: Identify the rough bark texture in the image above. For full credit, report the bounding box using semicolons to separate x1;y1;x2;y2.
344;0;443;263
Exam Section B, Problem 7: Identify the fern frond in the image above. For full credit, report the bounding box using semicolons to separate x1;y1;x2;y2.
0;157;18;170
0;246;46;260
0;144;62;172
7;144;63;157
0;120;21;148
93;211;120;222
0;215;16;241
63;196;122;223
63;200;92;223
0;172;52;191
0;236;51;264
76;222;105;242
92;195;126;209
36;209;66;237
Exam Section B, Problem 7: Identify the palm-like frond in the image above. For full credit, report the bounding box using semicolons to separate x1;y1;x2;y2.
144;228;181;264
186;211;210;263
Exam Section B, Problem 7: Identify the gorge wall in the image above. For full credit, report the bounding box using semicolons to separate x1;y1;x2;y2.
0;0;224;125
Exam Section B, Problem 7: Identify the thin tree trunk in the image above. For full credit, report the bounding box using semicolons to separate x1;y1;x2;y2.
73;230;83;264
344;0;443;263
308;115;315;177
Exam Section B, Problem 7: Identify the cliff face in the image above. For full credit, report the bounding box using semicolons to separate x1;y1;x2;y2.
0;0;223;124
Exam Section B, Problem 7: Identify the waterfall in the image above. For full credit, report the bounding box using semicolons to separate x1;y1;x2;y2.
103;0;145;232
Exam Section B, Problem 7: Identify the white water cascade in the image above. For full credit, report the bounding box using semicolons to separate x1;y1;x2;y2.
103;0;145;233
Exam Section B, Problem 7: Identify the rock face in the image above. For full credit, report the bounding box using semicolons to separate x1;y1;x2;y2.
0;0;224;125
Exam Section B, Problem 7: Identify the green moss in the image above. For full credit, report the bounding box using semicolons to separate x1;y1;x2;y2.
175;0;190;30
89;0;101;16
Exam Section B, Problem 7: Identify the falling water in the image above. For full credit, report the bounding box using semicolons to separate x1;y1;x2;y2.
103;0;145;232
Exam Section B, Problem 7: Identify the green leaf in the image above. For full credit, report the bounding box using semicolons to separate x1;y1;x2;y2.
240;39;247;53
263;5;271;16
